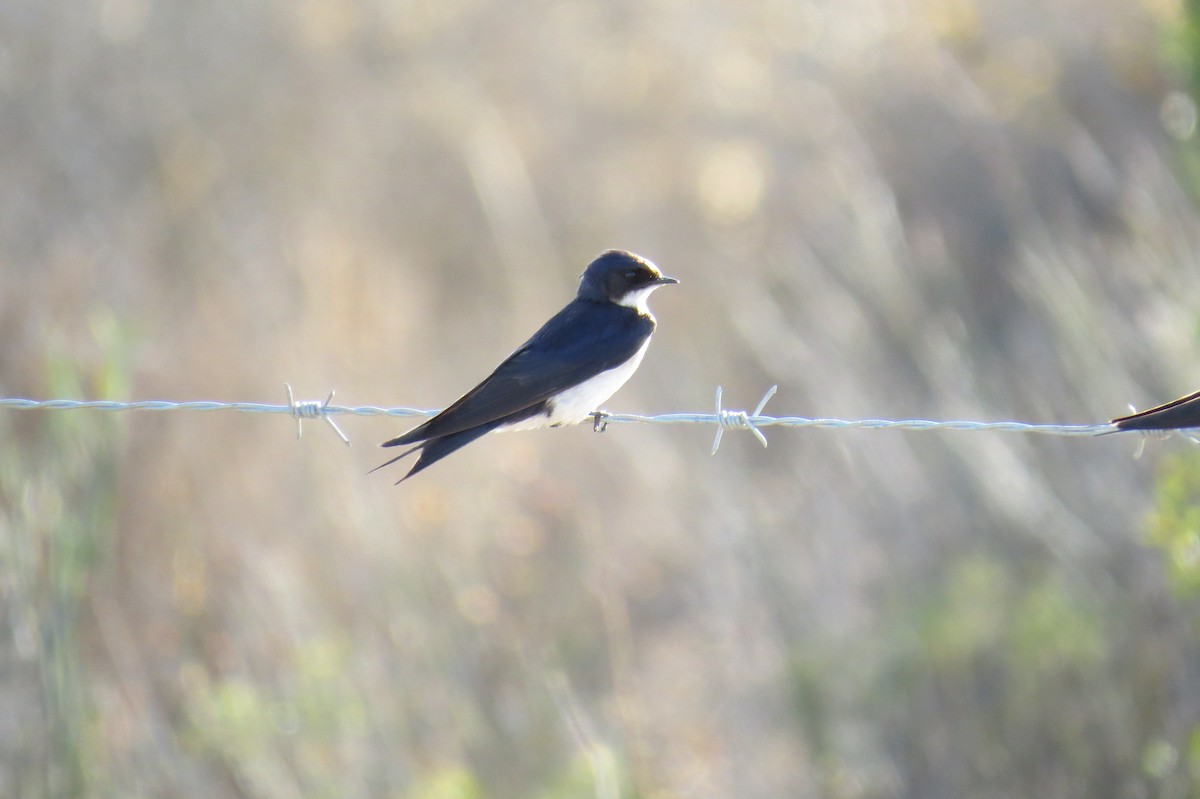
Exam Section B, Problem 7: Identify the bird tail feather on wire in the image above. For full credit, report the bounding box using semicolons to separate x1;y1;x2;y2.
370;419;507;483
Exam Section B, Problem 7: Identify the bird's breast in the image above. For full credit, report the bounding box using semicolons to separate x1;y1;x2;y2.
544;339;652;426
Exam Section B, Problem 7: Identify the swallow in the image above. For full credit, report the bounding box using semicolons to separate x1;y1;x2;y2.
1111;389;1200;432
374;250;678;482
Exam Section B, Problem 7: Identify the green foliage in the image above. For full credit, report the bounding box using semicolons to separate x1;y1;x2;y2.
184;636;370;791
0;310;134;797
920;556;1011;666
192;679;276;758
1159;0;1200;206
785;554;1116;793
1145;450;1200;595
1166;0;1200;92
530;744;625;799
406;766;483;799
1137;450;1200;791
909;556;1104;674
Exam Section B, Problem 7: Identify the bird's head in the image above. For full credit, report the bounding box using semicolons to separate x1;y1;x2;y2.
577;250;679;312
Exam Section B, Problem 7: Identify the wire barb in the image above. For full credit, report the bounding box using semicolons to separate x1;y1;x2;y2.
711;385;777;455
285;384;350;445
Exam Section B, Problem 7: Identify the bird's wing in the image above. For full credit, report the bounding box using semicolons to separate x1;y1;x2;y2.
1112;389;1200;431
384;302;654;446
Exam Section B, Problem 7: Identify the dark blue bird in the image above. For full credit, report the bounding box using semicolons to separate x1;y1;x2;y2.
1112;389;1200;432
374;250;678;482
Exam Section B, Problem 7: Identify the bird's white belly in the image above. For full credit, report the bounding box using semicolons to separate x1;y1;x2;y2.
504;339;651;432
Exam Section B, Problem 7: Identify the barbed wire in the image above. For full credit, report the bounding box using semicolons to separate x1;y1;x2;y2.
0;384;1127;453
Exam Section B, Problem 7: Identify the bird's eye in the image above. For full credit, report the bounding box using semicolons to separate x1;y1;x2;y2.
623;269;639;279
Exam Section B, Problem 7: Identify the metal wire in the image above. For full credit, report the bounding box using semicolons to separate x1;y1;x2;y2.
0;384;1121;448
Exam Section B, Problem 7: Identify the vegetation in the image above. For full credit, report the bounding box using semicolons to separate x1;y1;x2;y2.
3;1;1200;797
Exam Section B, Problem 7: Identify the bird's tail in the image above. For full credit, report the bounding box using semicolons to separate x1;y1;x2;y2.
371;420;505;483
380;419;432;448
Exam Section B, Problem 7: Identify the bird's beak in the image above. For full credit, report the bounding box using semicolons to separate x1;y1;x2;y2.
654;275;680;286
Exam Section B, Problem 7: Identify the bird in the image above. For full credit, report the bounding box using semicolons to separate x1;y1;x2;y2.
1111;389;1200;432
373;250;678;482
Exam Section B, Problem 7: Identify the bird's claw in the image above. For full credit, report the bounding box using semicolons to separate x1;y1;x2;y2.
592;411;609;433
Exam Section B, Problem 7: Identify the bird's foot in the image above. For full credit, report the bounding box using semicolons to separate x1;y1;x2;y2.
591;411;609;433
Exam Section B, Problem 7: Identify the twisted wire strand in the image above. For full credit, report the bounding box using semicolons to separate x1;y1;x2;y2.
598;412;1110;436
0;385;1120;448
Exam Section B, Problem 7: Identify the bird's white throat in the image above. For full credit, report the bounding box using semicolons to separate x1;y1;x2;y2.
616;284;666;316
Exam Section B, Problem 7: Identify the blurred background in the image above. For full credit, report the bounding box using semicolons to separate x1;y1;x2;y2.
4;0;1200;796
